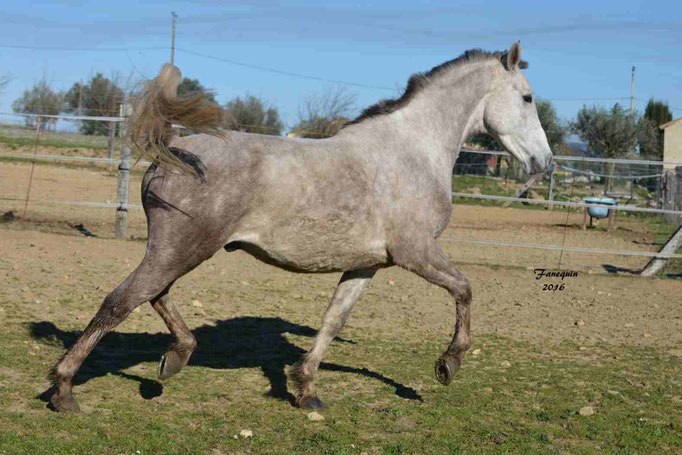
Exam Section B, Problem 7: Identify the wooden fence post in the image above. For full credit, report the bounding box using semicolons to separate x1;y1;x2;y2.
547;164;556;210
639;224;682;277
502;171;545;208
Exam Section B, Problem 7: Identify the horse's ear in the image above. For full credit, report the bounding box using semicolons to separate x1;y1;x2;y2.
506;41;522;71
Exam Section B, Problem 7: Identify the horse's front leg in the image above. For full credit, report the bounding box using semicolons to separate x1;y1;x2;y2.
390;238;472;386
289;269;376;409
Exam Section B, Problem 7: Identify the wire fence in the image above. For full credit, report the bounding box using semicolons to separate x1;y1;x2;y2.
2;111;682;267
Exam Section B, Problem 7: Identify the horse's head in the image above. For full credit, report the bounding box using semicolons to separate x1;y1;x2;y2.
483;42;553;174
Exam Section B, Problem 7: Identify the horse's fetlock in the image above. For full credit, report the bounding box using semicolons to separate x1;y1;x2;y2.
183;335;197;351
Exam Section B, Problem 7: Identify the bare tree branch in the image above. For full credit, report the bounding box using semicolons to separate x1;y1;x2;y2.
291;87;356;138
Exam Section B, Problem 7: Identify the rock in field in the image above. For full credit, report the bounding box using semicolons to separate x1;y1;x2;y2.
579;406;595;416
307;411;325;421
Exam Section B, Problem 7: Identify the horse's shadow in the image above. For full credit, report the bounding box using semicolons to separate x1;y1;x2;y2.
30;317;422;405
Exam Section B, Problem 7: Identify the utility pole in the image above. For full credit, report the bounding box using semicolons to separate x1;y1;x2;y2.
630;66;636;117
170;12;177;65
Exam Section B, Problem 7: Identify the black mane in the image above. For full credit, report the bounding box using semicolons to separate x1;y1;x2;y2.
345;49;528;126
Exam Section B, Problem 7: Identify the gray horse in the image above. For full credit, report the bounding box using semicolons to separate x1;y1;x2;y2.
49;42;552;412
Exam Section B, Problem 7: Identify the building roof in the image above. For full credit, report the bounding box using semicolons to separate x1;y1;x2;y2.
660;118;682;130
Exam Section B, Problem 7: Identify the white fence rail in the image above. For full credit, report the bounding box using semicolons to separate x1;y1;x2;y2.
2;112;682;267
440;237;682;259
451;192;682;216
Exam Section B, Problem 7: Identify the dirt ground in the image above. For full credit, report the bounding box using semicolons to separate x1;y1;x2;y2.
2;159;681;353
2;158;682;454
1;225;681;353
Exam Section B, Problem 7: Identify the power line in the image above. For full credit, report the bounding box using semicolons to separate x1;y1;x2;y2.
635;97;682;112
0;42;397;92
547;96;682;112
0;44;167;52
547;97;633;102
1;42;680;110
175;48;396;91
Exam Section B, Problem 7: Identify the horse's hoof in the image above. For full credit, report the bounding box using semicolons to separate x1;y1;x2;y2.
434;357;460;386
297;395;326;410
51;393;81;413
158;351;183;380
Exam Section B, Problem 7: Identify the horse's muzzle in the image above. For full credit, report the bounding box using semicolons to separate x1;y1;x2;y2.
529;154;553;175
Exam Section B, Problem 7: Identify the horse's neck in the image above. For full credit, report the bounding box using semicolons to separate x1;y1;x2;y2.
341;62;496;171
401;64;495;168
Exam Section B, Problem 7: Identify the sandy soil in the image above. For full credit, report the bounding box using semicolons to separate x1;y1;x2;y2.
0;159;664;270
0;159;148;238
1;226;680;354
2;158;681;352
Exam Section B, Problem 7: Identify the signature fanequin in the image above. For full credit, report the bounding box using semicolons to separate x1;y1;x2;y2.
533;268;578;291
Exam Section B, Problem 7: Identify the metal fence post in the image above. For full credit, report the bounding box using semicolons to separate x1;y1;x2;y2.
663;169;680;227
107;121;116;160
115;137;131;239
115;105;132;239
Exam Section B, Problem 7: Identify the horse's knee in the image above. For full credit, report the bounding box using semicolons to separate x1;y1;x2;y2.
448;272;472;306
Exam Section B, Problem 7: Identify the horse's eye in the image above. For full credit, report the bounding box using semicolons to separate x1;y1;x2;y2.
523;94;533;104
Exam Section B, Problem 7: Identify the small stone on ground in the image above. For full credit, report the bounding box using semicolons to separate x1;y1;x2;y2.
307;411;325;421
579;406;595;416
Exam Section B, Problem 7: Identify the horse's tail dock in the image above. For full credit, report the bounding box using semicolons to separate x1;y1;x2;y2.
128;63;224;172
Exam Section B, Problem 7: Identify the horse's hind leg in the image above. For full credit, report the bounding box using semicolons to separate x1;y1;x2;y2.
151;285;197;380
289;269;375;409
49;256;193;413
390;239;472;386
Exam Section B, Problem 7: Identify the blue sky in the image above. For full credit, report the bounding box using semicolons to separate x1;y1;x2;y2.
1;0;681;130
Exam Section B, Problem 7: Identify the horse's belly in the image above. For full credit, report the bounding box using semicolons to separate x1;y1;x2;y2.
225;232;388;273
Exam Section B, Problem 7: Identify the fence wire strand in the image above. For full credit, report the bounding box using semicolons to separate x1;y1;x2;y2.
2;112;681;263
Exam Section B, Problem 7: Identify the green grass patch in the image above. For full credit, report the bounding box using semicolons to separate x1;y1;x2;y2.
1;324;680;454
0;123;114;150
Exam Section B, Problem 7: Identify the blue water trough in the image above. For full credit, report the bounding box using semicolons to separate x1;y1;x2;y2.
583;197;616;219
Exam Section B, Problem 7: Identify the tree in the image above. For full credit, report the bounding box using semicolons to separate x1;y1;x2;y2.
290;87;356;138
645;98;673;127
571;103;656;190
177;77;217;105
640;98;673;159
223;95;283;135
12;77;63;130
64;73;125;135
